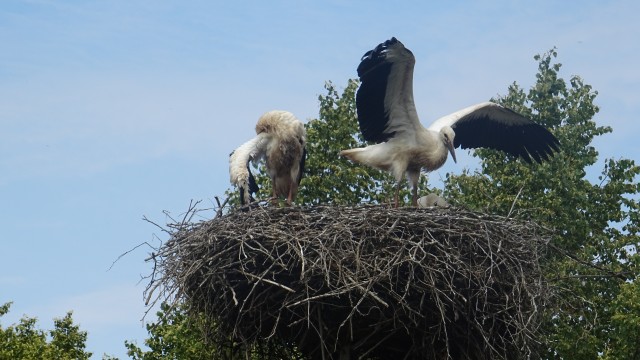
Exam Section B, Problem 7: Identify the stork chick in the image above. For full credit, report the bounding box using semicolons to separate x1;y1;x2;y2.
229;110;306;206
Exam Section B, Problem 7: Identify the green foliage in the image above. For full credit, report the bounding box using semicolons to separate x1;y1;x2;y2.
47;312;93;360
125;302;217;360
125;302;302;359
0;302;92;360
603;280;640;359
445;48;640;359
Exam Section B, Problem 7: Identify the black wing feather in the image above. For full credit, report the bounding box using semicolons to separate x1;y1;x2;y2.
239;163;259;205
297;147;307;185
355;38;400;143
452;106;560;163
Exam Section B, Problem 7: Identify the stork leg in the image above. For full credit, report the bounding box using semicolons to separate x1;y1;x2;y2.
286;180;298;206
270;179;279;206
407;170;421;207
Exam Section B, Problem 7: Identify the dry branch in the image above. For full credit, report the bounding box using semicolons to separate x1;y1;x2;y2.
145;204;550;359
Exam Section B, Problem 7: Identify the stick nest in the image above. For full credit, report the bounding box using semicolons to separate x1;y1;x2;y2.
147;204;550;359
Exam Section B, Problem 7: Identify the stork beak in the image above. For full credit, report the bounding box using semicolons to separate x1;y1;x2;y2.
447;141;457;163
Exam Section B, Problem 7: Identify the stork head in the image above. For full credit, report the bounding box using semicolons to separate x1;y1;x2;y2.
441;126;457;163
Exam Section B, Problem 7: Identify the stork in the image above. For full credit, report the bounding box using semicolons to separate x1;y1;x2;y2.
341;37;560;207
229;110;307;206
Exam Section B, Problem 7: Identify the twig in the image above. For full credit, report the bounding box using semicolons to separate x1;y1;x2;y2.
507;185;524;218
107;241;154;271
243;273;296;293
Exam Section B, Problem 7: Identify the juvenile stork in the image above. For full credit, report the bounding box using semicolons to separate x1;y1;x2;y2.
341;37;560;207
229;110;307;206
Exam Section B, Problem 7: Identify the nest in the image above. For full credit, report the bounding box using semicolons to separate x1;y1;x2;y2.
146;204;550;359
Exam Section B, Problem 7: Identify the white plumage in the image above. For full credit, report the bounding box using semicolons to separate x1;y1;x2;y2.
417;193;449;208
229;110;306;205
341;37;560;206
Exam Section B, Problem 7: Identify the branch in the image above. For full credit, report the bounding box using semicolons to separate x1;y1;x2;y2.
548;243;628;280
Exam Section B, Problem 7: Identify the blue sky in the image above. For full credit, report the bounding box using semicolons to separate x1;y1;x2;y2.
1;0;638;358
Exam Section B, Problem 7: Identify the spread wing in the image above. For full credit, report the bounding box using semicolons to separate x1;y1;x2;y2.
428;102;560;163
356;37;422;143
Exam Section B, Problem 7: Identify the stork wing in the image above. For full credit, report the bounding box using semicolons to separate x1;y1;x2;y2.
428;102;560;163
229;133;268;204
356;37;421;143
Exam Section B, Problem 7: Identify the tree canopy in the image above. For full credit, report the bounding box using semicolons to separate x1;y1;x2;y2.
0;302;93;360
124;303;219;360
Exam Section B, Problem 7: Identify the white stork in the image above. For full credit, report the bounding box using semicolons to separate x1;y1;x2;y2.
341;37;560;207
229;110;307;206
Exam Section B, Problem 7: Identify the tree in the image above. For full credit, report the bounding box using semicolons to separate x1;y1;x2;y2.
124;302;218;360
444;49;640;358
125;302;302;359
0;302;93;360
604;280;640;359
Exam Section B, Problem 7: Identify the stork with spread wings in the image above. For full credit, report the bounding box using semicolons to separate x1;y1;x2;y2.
342;37;559;206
